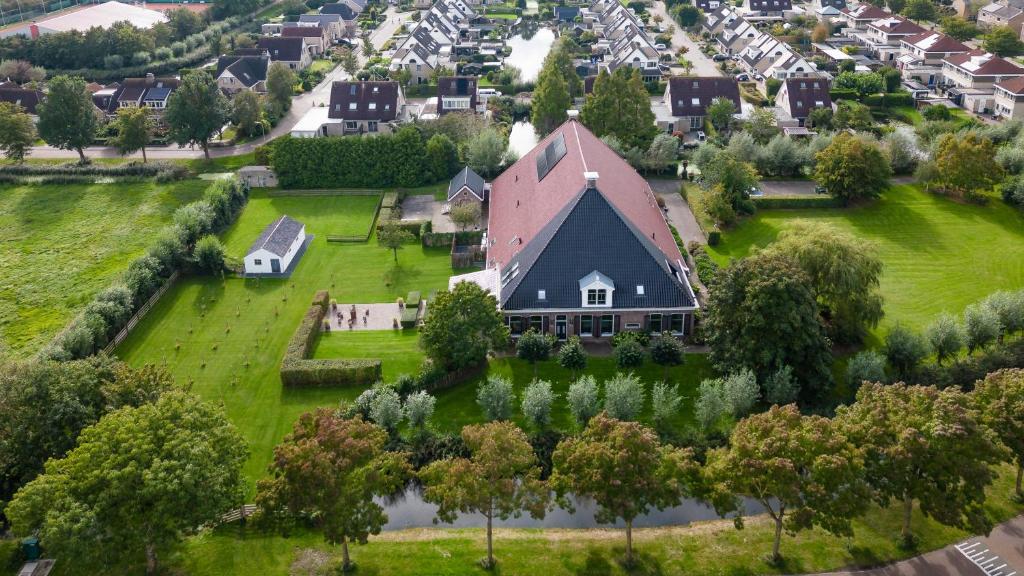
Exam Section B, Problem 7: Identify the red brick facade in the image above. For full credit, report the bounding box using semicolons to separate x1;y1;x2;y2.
505;310;693;341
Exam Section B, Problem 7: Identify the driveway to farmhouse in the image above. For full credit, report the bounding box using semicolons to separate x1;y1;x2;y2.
649;178;705;246
650;0;722;78
28;6;412;160
809;514;1024;576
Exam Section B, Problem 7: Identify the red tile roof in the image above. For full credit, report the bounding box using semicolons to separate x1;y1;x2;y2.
944;49;1024;76
996;76;1024;94
902;31;968;54
486;119;683;269
840;4;889;19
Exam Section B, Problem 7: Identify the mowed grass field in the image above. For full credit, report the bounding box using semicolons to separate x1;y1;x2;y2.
315;330;716;433
706;185;1024;340
0;180;207;357
117;191;456;488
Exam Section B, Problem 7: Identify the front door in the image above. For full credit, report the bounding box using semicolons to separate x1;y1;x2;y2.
555;315;567;341
270;259;281;273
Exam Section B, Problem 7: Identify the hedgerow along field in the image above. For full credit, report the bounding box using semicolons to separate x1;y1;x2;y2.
705;185;1024;342
116;190;456;487
0;180;208;357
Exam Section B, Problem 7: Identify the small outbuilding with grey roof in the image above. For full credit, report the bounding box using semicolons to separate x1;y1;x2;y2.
244;215;308;275
447;166;487;204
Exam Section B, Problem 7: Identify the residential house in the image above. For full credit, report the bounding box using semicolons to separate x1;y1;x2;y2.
942;49;1024;112
554;6;581;21
814;0;847;11
215;53;270;94
898;31;969;87
0;81;43;116
437;76;479;114
716;14;761;55
838;3;891;29
415;0;433;8
91;74;178;117
390;0;475;84
298;13;348;41
258;36;313;70
743;0;792;18
696;0;725;13
775;77;831;126
243;215;307;276
859;16;926;62
319;3;361;36
447;166;487;205
662;76;741;132
978;0;1024;32
282;25;330;55
450;114;698;341
994;76;1024;119
327;80;408;135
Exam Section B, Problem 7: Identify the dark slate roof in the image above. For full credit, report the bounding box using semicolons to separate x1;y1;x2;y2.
321;2;357;19
437;76;477;114
553;6;580;20
748;0;792;11
216;54;270;88
283;26;327;38
259;36;306;62
247;215;305;257
0;84;43;114
819;0;846;9
667;76;741;117
501;186;693;311
779;77;831;119
447;166;485;201
327;80;400;121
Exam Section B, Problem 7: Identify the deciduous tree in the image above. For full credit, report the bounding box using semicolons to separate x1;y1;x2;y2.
707;405;869;563
377;219;414;262
420;281;509;372
964;302;1001;354
580;68;658;149
465;128;506;177
983;25;1024;56
255;411;409;571
36;75;99;163
925;312;963;365
604;372;645;421
421;421;548;568
932;132;1004;198
231;89;263;138
551;414;704;566
165;70;229;159
8;391;246;576
425;133;458;180
557;336;587;379
884;323;929;381
973;369;1024;497
706;96;737;133
266;61;297;113
449;201;481;231
566;375;600;427
111;106;152;162
0;102;35;162
813;132;891;205
649;332;684;381
517;328;554;378
477;375;515;421
836;383;1005;545
941;16;980;41
522;380;556;430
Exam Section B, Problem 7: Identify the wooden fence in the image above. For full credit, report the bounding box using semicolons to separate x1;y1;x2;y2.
220;504;257;524
102;271;180;355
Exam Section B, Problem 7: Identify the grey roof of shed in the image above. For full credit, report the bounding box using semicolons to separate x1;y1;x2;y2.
447;166;485;201
500;186;694;311
247;215;305;257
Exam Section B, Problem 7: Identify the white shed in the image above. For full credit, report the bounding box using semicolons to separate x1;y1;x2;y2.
244;215;307;275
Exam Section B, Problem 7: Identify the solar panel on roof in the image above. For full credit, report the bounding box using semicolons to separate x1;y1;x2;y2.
536;133;567;181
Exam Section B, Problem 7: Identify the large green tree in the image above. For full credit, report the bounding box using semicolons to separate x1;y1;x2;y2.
36;75;99;163
550;413;704;566
111;105;152;162
706;96;737;133
813;132;891;205
531;57;571;135
902;0;936;22
974;369;1024;497
941;16;980;41
983;25;1024;56
255;411;410;571
266;61;297;113
932;132;1003;198
7;391;246;576
516;328;554;378
836;383;1005;545
420;281;510;372
707;405;869;563
704;253;833;400
420;421;548;568
231;89;263;138
164;70;229;159
763;221;884;343
0;101;36;162
580;68;658;149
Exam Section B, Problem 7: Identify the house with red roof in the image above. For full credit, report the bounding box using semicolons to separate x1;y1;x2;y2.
448;114;698;341
898;32;969;87
838;4;890;30
942;49;1024;113
994;76;1024;120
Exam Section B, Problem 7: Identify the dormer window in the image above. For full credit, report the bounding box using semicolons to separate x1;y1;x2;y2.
579;270;614;308
587;289;607;306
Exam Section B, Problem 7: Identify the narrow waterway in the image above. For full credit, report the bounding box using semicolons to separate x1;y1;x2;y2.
377;485;765;530
504;27;556;82
508;120;538;159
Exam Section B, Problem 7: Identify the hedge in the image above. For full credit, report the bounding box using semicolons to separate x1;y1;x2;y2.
752;196;841;209
279;290;382;387
421;230;485;248
271;128;436;189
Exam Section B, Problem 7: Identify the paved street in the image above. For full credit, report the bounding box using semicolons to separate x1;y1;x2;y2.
28;7;412;160
811;515;1024;576
650;0;722;77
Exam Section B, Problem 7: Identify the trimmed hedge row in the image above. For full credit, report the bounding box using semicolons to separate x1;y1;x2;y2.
0;162;170;177
752;196;842;209
271;128;435;189
43;178;249;361
421;230;485;248
279;290;382;387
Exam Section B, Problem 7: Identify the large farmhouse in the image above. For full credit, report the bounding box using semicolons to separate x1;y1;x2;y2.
449;115;698;341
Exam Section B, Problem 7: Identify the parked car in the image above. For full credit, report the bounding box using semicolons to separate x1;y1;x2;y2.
712;53;729;62
736;73;750;81
753;73;764;81
814;185;828;195
697;131;707;142
748;186;763;197
655;43;667;50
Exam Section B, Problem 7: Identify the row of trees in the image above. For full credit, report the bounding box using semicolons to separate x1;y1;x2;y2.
252;369;1024;571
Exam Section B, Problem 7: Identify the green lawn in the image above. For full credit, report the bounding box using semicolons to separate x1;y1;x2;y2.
0;180;208;357
705;185;1024;339
315;330;716;433
117;190;456;490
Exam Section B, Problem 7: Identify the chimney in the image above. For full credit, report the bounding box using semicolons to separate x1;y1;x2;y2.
566;109;580;120
584;171;599;189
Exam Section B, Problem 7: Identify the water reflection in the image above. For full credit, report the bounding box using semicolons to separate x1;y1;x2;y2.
508;121;538;158
505;27;556;82
377;484;763;530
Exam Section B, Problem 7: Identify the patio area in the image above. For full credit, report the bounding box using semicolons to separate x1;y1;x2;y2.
325;302;412;331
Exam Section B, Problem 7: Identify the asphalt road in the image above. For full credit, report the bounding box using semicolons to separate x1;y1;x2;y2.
650;0;722;77
28;6;412;160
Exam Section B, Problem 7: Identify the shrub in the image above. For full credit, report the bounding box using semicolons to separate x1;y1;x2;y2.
614;338;645;369
845;350;887;390
603;372;644;421
104;55;124;70
763;364;798;405
521;380;556;429
477;375;514;421
721;369;759;416
566;375;600;427
193;235;226;274
405;390;436;430
132;51;152;66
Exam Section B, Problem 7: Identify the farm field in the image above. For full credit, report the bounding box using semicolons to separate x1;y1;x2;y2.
705;185;1024;339
0;180;207;356
117;191;455;488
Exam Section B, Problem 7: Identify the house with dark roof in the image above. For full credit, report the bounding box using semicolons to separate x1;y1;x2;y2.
243;215;307;275
743;0;792;18
258;36;313;70
448;114;698;341
318;3;360;36
553;6;580;21
448;166;487;204
90;74;178;117
282;25;330;55
0;82;43;116
320;80;408;135
299;13;349;41
437;76;479;115
978;0;1024;33
663;76;741;132
216;53;270;94
995;76;1024;119
942;49;1024;113
775;77;831;126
